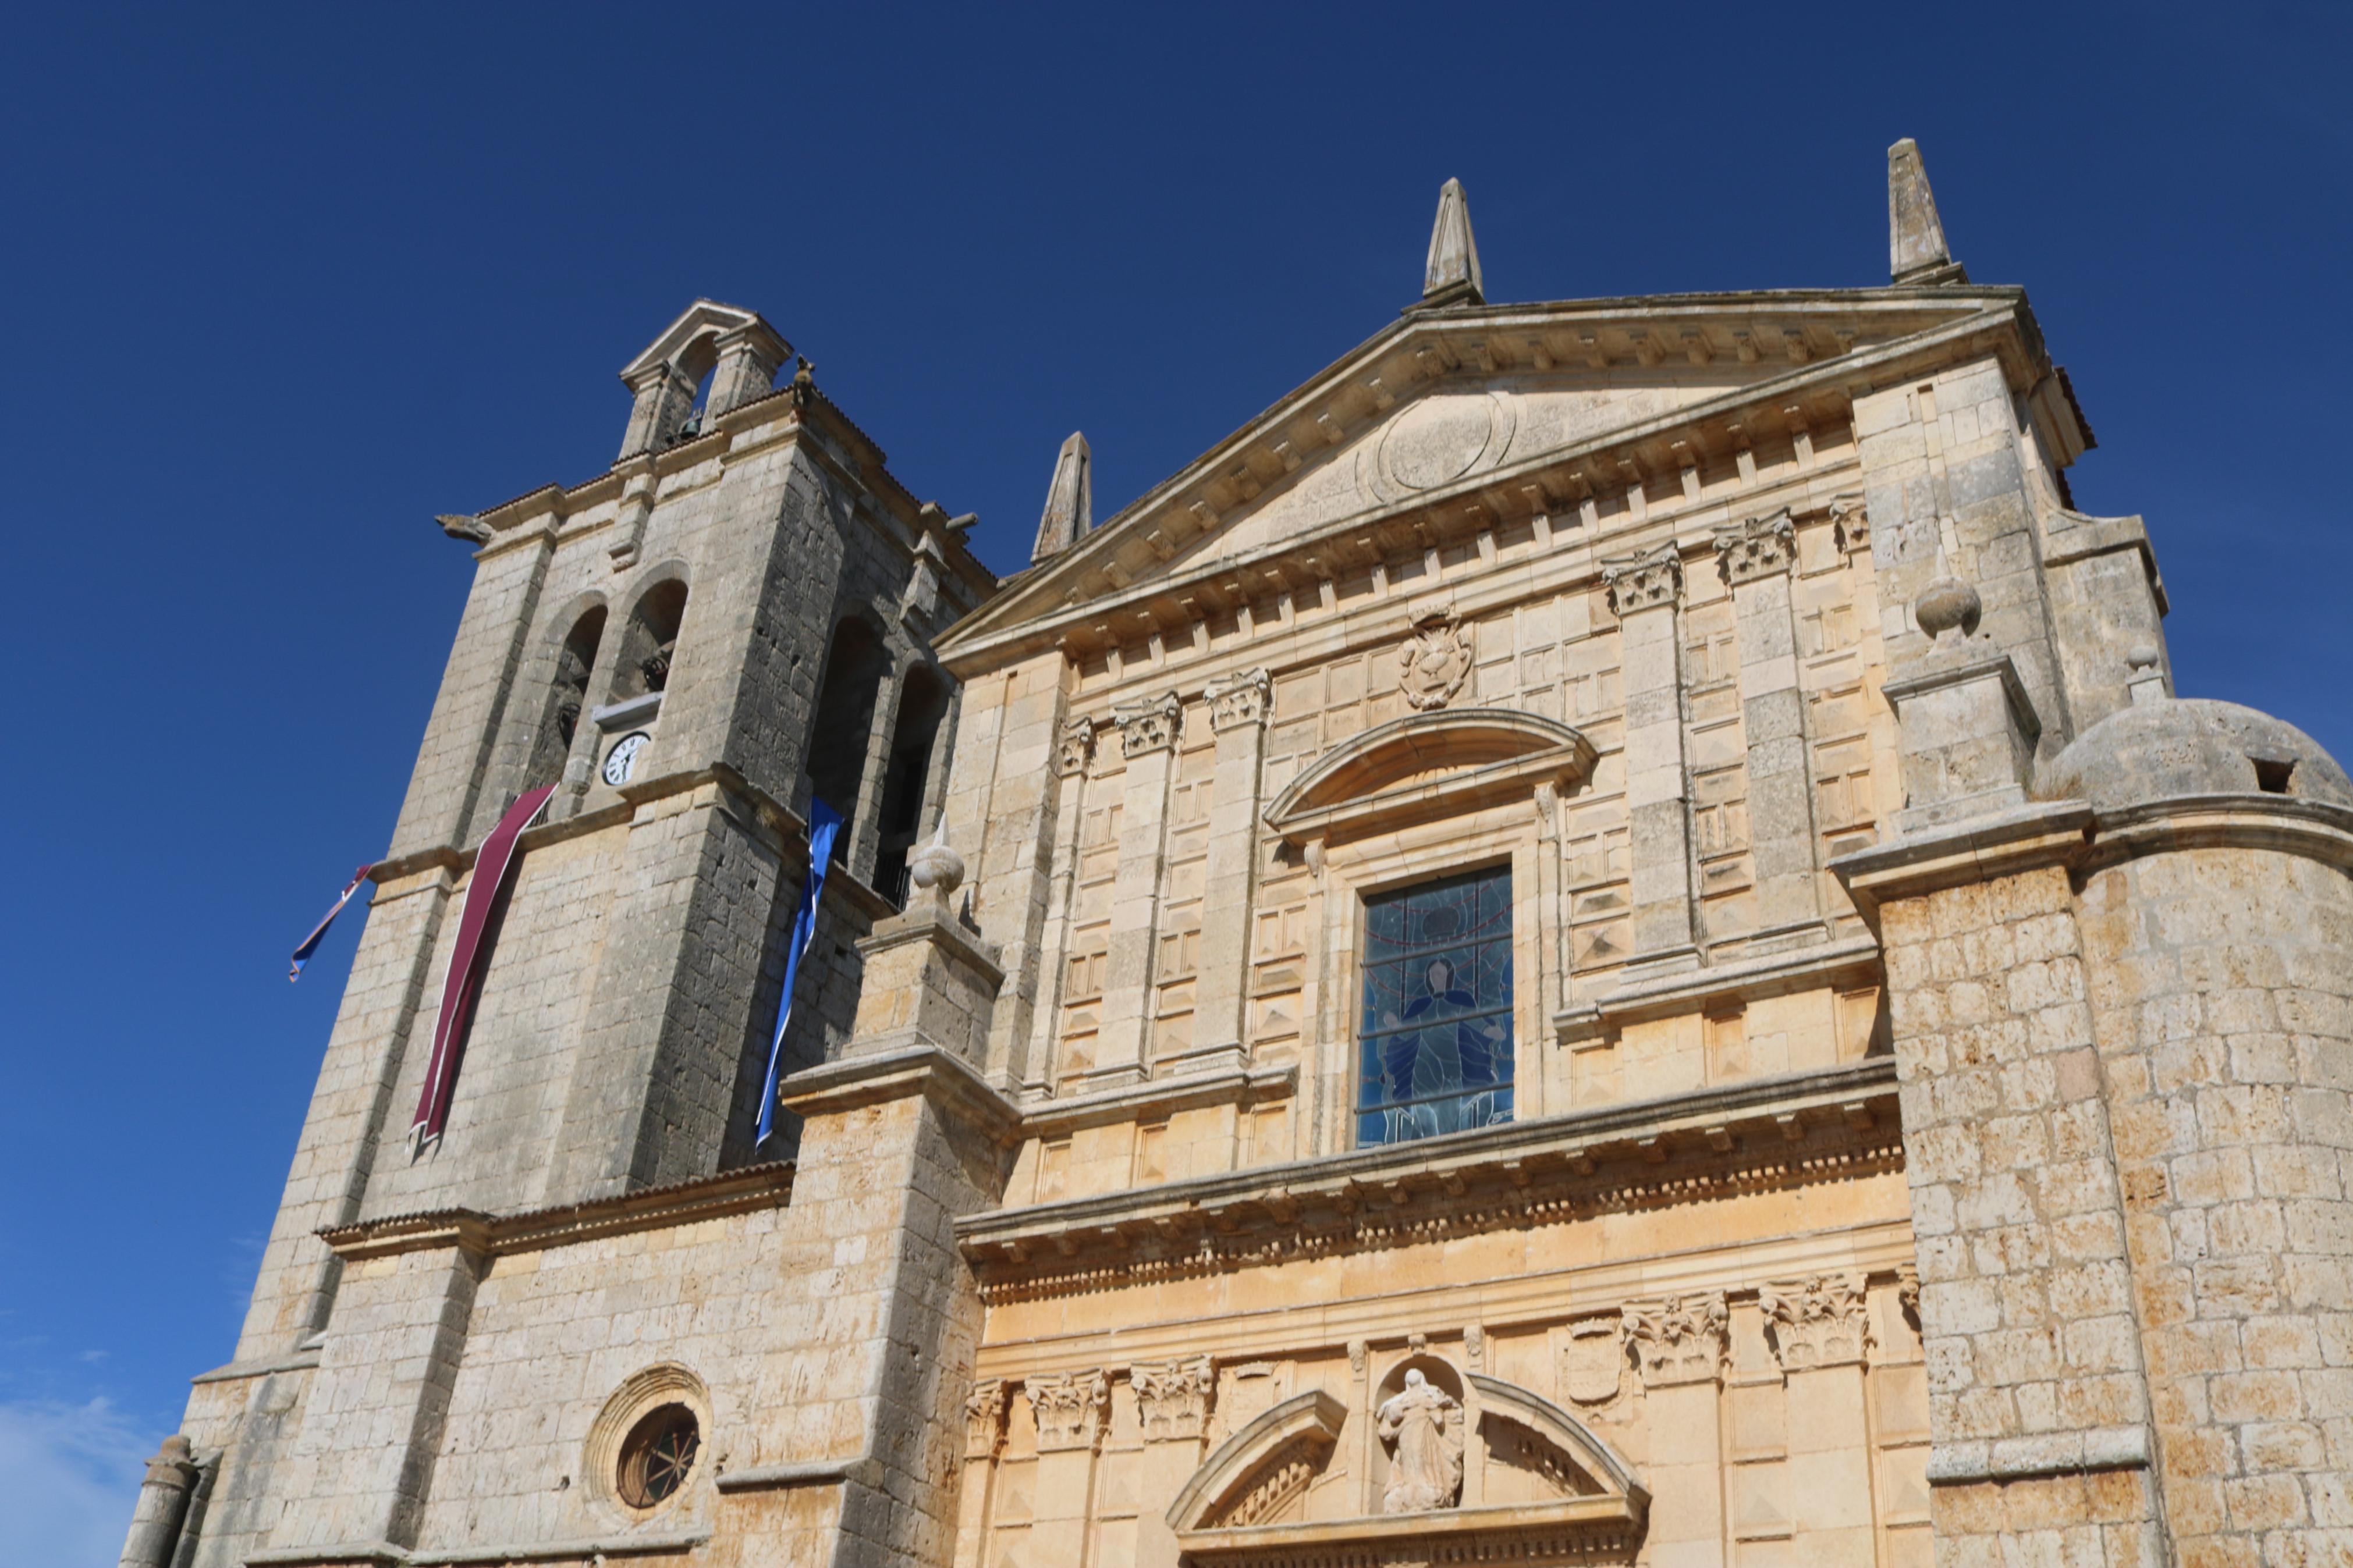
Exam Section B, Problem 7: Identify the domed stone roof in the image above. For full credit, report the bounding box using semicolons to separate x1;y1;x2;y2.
2036;698;2353;811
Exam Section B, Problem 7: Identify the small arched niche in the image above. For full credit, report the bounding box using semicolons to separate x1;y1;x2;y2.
525;604;606;791
805;615;890;850
872;663;950;904
613;577;688;705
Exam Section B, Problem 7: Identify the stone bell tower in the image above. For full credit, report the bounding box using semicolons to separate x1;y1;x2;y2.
138;301;1002;1568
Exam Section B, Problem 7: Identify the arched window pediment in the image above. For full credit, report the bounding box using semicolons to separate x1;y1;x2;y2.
1262;709;1597;847
1166;1370;1648;1565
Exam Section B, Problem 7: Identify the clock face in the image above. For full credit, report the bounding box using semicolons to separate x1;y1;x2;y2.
603;731;651;787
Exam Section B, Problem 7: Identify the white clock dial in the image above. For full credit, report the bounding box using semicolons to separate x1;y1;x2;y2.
603;731;650;787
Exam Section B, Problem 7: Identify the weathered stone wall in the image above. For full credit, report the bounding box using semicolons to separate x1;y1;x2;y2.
2078;844;2353;1564
1876;863;2167;1566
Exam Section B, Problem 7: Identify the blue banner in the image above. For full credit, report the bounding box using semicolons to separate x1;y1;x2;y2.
757;798;844;1145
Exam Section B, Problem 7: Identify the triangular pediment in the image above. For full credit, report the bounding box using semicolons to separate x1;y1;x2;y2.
936;287;2025;671
617;298;788;381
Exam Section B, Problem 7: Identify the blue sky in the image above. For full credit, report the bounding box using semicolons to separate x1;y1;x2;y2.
2;3;2347;1561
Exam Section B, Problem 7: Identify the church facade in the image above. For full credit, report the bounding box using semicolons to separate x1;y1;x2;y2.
124;143;2353;1568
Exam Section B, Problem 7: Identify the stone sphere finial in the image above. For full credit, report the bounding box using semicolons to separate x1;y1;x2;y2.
1914;575;1982;646
907;818;965;908
2127;642;2161;671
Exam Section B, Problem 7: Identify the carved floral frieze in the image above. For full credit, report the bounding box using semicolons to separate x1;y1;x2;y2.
1761;1273;1871;1371
1396;611;1474;711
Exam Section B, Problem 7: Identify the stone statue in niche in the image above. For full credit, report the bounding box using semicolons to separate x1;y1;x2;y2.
1397;610;1472;711
1375;1370;1464;1513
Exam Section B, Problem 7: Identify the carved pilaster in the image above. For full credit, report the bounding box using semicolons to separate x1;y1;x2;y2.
1761;1273;1871;1372
1028;1369;1110;1452
964;1378;1012;1460
1056;717;1096;777
1115;693;1183;758
1623;1292;1728;1388
1131;1357;1215;1442
1206;667;1272;731
1600;544;1684;616
1713;511;1797;588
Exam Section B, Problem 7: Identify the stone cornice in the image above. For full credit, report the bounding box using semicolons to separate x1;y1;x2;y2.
1830;800;2092;919
367;763;897;923
935;296;2056;675
959;1060;1900;1302
248;1530;715;1566
1555;934;1882;1043
462;387;994;599
778;1043;1025;1147
317;1162;795;1263
1020;1061;1297;1140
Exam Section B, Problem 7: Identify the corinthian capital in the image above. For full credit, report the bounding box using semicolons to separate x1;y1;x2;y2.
1600;544;1684;617
1713;511;1797;588
1056;716;1096;777
1028;1369;1110;1452
963;1378;1011;1459
1622;1292;1727;1388
1115;693;1184;758
1130;1357;1215;1442
1206;668;1272;732
1761;1273;1871;1371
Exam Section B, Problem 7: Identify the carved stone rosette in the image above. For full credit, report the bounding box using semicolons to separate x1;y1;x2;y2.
1761;1273;1871;1371
1622;1292;1728;1388
1600;545;1684;616
1131;1356;1215;1442
1206;667;1273;731
1713;511;1797;587
1056;716;1096;777
1396;611;1474;711
1027;1369;1110;1452
1115;693;1184;758
964;1377;1011;1460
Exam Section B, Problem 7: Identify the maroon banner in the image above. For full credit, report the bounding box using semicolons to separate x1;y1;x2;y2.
409;785;555;1153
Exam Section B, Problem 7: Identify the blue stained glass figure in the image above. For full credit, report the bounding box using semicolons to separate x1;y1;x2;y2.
1357;866;1514;1146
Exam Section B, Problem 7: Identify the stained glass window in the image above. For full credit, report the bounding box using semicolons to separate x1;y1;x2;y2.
1358;866;1514;1147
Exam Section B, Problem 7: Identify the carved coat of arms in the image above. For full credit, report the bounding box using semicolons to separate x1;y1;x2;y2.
1397;610;1472;710
1561;1317;1627;1406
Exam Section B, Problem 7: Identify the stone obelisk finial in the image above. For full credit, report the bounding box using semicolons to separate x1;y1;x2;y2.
1030;431;1094;563
1419;177;1485;309
1887;138;1966;285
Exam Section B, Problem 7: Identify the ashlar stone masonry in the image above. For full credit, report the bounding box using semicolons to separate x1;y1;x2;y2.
130;142;2351;1568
